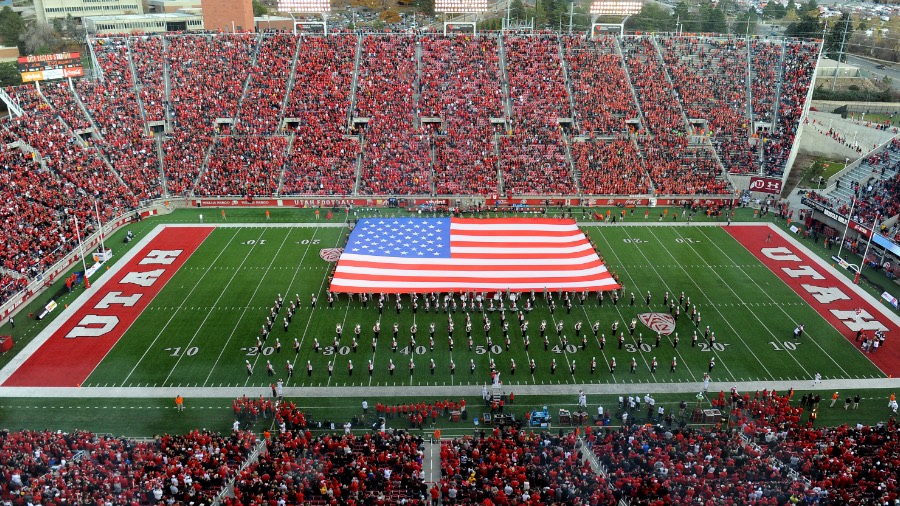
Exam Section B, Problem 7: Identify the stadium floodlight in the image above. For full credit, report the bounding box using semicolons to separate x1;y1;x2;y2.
590;0;642;16
278;0;331;12
435;0;488;13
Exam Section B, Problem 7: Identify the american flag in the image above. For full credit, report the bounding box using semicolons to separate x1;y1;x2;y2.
329;217;619;293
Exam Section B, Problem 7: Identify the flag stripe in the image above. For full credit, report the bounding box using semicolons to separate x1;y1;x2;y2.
334;265;612;279
452;244;593;255
338;254;603;267
331;217;619;293
451;234;587;244
331;279;615;290
337;257;605;270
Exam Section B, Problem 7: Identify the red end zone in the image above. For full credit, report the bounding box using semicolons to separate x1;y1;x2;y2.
726;226;900;377
3;227;212;387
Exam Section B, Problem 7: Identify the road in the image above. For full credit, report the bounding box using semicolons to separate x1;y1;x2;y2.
846;55;900;90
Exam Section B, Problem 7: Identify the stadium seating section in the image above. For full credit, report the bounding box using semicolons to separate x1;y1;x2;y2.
2;392;897;504
0;31;821;305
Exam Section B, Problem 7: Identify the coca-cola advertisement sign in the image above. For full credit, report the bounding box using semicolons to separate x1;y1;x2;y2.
748;177;783;194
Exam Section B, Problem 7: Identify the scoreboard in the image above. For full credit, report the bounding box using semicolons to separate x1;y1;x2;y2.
18;52;84;83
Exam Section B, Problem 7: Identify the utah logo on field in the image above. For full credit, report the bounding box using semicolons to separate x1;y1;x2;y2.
638;313;676;336
320;248;343;262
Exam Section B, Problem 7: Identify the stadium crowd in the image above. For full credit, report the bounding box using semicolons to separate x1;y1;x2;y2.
564;35;638;137
164;33;256;194
501;34;573;195
0;428;257;505
356;35;432;195
281;35;360;195
421;35;502;196
0;31;828;308
763;41;818;176
659;36;758;175
231;402;429;505
78;37;163;201
440;428;615;504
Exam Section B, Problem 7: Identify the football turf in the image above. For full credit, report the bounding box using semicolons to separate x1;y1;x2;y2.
71;222;882;390
0;207;896;436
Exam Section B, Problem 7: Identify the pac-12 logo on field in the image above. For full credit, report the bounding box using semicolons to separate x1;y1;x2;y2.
638;313;676;335
320;248;343;262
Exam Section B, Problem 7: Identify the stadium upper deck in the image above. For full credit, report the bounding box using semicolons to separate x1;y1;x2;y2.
0;31;821;307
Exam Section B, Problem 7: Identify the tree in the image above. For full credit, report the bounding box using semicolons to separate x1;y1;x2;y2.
510;0;526;23
703;6;727;34
19;22;63;55
732;8;758;36
415;0;434;16
785;0;820;38
252;0;268;16
671;1;694;31
762;2;786;19
624;3;674;32
0;7;24;52
0;61;21;87
824;12;853;61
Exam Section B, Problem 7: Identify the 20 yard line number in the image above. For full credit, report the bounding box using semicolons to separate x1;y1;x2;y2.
241;346;275;356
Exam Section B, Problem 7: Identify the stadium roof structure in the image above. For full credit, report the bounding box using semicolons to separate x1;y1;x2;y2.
435;0;489;13
277;0;331;13
590;0;643;16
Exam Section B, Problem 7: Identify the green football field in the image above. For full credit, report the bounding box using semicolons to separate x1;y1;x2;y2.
78;219;883;390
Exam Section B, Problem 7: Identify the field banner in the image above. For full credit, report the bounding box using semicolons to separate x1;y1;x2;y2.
727;226;900;377
3;227;213;387
748;176;783;194
330;217;619;293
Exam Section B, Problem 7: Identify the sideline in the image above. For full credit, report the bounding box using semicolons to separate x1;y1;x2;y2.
0;377;898;399
0;224;167;385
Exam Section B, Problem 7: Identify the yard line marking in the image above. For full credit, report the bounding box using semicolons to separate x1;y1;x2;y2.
591;229;697;382
645;227;769;380
286;227;344;388
697;227;851;377
203;227;298;386
162;227;273;385
326;292;354;388
120;228;243;386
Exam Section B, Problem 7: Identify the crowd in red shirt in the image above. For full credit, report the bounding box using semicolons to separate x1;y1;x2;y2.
807;138;900;246
422;35;501;196
356;35;431;195
564;35;637;136
762;41;818;176
230;402;428;505
501;34;573;196
440;427;614;504
0;32;824;306
77;37;162;201
1;85;133;293
660;36;758;175
281;34;360;196
164;33;256;194
235;33;295;135
0;428;257;505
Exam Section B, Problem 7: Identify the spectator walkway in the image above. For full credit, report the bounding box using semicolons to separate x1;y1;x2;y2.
422;440;440;487
1;376;898;399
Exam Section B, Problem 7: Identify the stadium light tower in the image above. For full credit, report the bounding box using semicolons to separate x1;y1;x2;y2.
278;0;331;35
590;0;642;38
436;0;488;36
